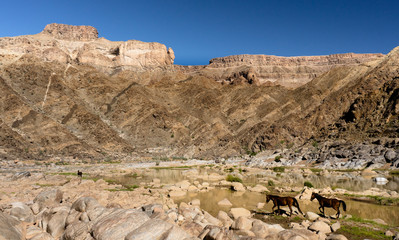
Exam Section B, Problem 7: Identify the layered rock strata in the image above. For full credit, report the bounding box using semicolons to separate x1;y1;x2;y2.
0;23;175;73
182;53;384;88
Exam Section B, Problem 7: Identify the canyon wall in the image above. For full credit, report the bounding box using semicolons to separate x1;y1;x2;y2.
0;23;175;73
182;53;384;88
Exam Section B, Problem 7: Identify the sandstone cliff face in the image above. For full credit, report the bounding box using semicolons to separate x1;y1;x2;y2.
0;24;397;160
0;23;175;72
184;53;384;88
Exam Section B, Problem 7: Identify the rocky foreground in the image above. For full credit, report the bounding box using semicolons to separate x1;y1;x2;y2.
1;160;399;240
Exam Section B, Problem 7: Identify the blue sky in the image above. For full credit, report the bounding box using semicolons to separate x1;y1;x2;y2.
1;0;398;65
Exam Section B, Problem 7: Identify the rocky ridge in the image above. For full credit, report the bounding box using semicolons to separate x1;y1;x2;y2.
0;23;175;73
0;23;398;163
182;53;383;88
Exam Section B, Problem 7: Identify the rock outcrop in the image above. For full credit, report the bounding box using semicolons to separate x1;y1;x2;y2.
0;23;175;73
182;53;383;88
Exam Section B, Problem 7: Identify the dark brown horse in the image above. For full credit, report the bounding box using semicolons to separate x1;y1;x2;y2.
311;192;346;218
266;194;303;216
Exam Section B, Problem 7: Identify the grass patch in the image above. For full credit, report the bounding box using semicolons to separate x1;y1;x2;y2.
343;193;399;205
304;181;314;188
338;225;390;240
172;156;187;161
309;168;322;173
389;170;399;176
226;174;243;183
274;155;282;162
50;172;77;176
151;165;193;170
107;185;139;192
268;180;275;187
272;166;285;173
125;173;139;178
334;169;357;172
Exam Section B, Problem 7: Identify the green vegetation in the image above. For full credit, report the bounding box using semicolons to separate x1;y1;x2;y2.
50;172;77;176
309;168;322;173
151;165;193;170
107;185;139;192
225;167;234;173
172;156;187;161
338;225;390;240
389;170;399;176
268;180;275;187
125;173;139;178
311;140;319;149
304;181;314;188
272;166;285;173
226;174;243;183
55;161;69;165
343;193;399;205
274;155;282;162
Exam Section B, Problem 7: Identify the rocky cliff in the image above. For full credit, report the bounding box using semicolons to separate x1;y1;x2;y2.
0;24;397;162
0;23;175;73
181;53;384;88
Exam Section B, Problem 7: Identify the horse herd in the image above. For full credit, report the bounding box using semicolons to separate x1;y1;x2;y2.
266;193;347;218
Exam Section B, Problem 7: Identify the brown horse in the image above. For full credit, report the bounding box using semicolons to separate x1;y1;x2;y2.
266;194;304;216
311;192;346;218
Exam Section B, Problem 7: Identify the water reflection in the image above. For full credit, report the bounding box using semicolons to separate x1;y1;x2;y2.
174;189;399;226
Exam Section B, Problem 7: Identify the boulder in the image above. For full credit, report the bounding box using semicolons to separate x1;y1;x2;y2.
331;222;340;232
203;211;222;227
71;197;101;213
180;220;204;237
47;206;69;238
91;209;150;240
187;185;199;192
384;150;397;162
231;182;245;192
326;234;348;240
297;187;313;200
264;229;318;240
229;208;251;219
32;189;63;213
10;202;34;222
217;198;233;207
168;190;186;197
61;221;92;240
125;218;195;240
217;211;233;228
30;232;55;240
231;216;253;230
249;184;269;193
26;225;44;239
305;212;319;221
189;199;200;207
308;221;331;234
0;212;23;240
176;180;191;190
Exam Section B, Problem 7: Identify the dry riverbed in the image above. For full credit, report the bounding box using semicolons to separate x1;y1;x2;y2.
0;158;398;240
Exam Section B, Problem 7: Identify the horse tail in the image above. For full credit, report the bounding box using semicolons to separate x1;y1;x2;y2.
340;200;346;212
293;198;303;215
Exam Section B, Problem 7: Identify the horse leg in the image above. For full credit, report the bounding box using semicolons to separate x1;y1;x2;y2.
288;204;293;216
320;206;325;216
319;206;323;215
336;207;340;219
272;204;276;215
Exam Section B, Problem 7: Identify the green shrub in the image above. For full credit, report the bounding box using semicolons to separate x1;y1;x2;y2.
272;166;285;172
274;155;282;162
304;181;314;188
268;180;275;186
226;174;243;183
